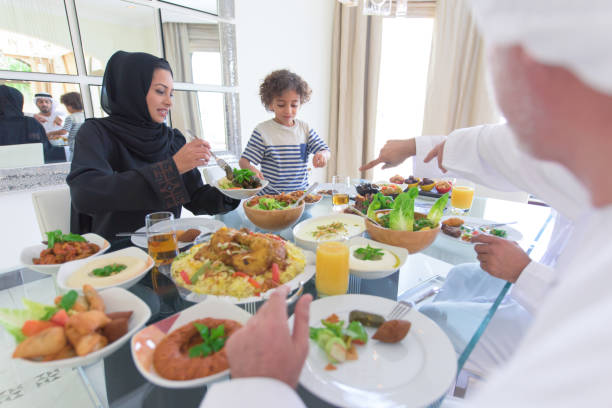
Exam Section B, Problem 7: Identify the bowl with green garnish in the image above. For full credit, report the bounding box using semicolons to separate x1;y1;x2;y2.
345;237;408;279
57;246;154;292
243;195;305;231
213;168;269;200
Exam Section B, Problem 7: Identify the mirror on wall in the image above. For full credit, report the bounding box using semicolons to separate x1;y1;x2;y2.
160;0;218;15
161;9;223;86
0;0;77;75
0;80;82;164
75;0;160;76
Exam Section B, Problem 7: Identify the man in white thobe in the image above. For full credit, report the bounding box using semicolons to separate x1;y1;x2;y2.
201;1;612;406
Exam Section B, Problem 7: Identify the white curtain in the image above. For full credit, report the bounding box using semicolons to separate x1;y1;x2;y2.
328;3;383;181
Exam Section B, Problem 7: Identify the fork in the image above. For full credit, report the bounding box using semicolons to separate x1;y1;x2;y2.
185;129;234;180
386;300;414;320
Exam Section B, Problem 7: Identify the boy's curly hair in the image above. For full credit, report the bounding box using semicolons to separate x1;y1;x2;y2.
260;69;312;110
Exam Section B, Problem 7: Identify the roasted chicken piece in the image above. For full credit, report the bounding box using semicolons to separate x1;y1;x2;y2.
83;284;105;312
13;327;67;359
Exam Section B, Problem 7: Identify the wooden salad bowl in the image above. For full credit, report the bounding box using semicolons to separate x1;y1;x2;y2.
366;212;440;254
243;200;305;231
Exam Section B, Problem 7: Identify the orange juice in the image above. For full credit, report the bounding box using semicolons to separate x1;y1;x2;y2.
315;241;349;296
451;186;475;210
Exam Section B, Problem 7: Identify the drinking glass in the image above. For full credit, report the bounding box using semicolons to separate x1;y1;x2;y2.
315;241;349;297
332;175;350;211
146;212;179;267
450;180;475;215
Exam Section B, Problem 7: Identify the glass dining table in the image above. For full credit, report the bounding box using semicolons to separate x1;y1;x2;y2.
0;194;555;408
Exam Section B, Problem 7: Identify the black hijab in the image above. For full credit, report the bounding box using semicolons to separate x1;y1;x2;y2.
96;51;176;162
0;85;24;118
0;85;50;147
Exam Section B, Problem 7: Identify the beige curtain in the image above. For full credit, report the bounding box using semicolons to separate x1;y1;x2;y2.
328;3;383;181
421;0;498;135
163;22;203;139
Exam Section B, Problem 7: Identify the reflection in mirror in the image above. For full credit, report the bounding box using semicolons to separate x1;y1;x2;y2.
0;80;82;165
75;0;160;76
161;9;222;86
160;0;218;15
0;0;77;75
171;91;227;151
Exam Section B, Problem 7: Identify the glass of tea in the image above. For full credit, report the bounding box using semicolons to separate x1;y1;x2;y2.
332;175;350;211
315;241;349;296
146;211;179;267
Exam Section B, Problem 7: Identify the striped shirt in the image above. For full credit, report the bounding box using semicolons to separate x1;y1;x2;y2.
241;119;329;193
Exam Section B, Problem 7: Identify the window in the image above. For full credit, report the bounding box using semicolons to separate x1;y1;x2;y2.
373;17;434;182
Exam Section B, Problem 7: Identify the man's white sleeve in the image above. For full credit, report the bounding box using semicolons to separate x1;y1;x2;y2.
511;261;556;314
413;135;448;177
200;378;306;408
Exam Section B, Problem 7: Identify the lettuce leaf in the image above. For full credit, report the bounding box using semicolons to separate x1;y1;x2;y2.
0;299;56;343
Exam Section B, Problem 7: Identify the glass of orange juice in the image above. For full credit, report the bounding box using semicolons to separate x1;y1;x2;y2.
450;180;475;214
315;241;349;296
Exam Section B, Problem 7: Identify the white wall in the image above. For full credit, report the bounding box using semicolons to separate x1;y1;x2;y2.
234;0;335;184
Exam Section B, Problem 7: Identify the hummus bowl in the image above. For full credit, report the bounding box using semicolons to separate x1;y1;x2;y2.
57;246;154;292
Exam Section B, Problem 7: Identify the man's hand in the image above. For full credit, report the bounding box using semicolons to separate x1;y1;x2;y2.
312;151;328;168
360;139;416;171
226;286;313;388
423;141;448;173
172;139;211;174
471;234;531;282
54;116;63;127
34;113;47;124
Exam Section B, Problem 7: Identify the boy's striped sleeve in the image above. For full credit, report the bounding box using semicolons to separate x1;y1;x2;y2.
241;130;266;165
306;128;329;154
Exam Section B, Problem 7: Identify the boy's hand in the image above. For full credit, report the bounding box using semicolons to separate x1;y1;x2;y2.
313;151;328;168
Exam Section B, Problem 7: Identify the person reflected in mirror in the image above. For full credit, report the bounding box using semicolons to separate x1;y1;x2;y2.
33;92;65;139
51;92;85;159
239;70;330;194
0;85;66;163
67;51;240;241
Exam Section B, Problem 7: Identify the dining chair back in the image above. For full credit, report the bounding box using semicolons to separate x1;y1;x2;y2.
31;186;71;239
0;143;44;168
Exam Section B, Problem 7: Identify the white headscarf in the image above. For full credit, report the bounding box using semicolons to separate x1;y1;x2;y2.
470;0;612;95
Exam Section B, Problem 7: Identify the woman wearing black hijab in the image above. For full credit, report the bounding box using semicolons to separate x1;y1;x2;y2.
67;51;239;240
0;85;65;163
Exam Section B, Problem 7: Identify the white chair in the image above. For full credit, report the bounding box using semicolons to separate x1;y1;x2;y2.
31;186;71;239
0;143;44;168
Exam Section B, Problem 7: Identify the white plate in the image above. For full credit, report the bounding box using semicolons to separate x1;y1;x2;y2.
57;247;154;292
174;250;316;304
213;178;269;200
293;294;457;408
20;233;110;275
131;217;226;249
292;213;366;252
440;216;523;245
374;180;407;194
345;237;408;279
131;299;251;388
14;287;151;370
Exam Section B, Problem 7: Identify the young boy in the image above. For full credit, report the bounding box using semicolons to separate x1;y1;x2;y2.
239;70;330;193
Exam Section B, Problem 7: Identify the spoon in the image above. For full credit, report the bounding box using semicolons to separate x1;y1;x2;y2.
347;205;383;227
286;281;305;306
293;182;319;207
185;129;234;180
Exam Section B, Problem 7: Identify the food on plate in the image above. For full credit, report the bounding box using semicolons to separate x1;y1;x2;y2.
368;187;448;232
379;184;403;196
442;217;465;227
33;230;100;265
419;178;436;191
309;314;368;367
405;176;420;188
355;183;379;196
441;224;462;238
372;320;411;343
349;244;399;271
177;229;201;243
349;310;385;328
171;227;306;298
317;189;335;196
389;174;405;184
479;226;508;238
311;222;348;240
365;192;394;220
218;168;262;190
435;180;452;194
1;285;132;361
65;255;149;289
153;318;242;381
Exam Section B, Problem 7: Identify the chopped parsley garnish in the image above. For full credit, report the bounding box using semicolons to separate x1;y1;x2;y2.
354;245;385;261
188;323;227;358
92;263;127;277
